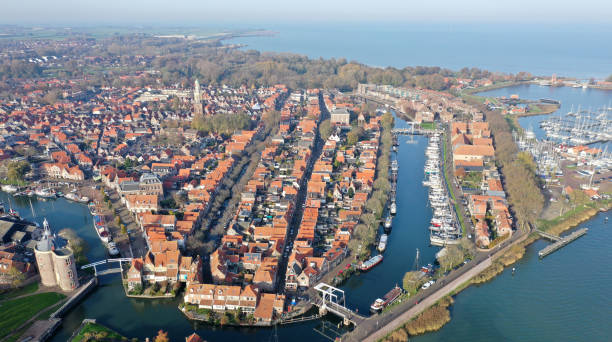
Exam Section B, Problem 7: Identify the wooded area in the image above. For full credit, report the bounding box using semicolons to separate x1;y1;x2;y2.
484;109;544;231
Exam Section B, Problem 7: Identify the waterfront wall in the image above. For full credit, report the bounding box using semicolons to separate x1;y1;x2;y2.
51;277;98;319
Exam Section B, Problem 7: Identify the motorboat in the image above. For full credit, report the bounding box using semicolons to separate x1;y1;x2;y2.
377;234;388;252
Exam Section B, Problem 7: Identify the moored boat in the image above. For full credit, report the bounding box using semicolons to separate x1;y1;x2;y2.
107;242;120;256
384;216;392;229
360;254;383;271
370;285;403;312
88;202;97;215
1;185;18;193
377;234;388;252
94;215;112;243
390;202;396;215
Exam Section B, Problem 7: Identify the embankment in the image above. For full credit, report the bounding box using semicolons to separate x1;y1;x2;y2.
382;297;454;342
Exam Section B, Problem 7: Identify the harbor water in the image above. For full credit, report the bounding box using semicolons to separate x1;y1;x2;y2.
413;212;611;342
476;84;612;150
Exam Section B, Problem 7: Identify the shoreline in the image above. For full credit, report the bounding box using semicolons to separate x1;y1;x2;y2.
380;83;610;340
384;201;610;341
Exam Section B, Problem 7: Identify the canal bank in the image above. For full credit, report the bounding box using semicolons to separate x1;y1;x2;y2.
339;113;441;314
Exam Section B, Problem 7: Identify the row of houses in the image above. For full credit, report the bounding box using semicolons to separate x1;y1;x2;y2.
450;121;513;248
184;89;321;323
285;93;381;291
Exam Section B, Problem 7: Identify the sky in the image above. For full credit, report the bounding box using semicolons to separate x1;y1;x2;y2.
2;0;612;25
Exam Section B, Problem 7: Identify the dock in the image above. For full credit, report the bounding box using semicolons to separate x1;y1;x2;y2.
538;228;588;258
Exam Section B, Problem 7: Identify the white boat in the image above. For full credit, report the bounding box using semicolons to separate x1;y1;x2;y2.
378;234;388;252
34;188;56;198
390;202;397;215
94;215;112;243
384;216;392;229
107;242;120;256
65;193;90;203
1;185;18;193
391;160;398;172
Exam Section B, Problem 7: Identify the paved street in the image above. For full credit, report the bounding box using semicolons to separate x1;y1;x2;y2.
107;187;147;258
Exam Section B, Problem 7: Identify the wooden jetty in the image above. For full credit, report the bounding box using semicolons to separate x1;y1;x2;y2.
538;228;588;258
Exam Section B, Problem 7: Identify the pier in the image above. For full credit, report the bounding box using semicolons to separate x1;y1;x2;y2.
538;228;588;258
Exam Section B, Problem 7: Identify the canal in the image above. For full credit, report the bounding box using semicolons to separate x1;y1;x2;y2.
339;114;440;314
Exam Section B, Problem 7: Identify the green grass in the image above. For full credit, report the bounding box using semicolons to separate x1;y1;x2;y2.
420;122;436;130
71;322;127;342
537;199;608;232
0;292;66;339
0;283;39;301
2;322;33;342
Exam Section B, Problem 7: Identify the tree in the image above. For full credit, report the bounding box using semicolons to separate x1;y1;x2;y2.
59;228;88;265
402;271;425;293
6;161;30;183
8;267;25;288
154;330;169;342
319;119;332;140
346;126;365;146
121;224;127;235
437;245;465;272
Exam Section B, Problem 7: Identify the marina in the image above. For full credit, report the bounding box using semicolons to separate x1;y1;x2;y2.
422;133;461;246
538;106;611;145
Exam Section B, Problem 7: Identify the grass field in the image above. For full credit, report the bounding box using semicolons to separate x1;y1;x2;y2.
0;292;66;339
420;122;436;130
71;322;127;342
0;283;39;301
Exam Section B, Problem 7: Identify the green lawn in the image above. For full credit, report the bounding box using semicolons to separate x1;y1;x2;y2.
0;292;66;339
71;322;127;342
0;283;39;301
420;122;437;130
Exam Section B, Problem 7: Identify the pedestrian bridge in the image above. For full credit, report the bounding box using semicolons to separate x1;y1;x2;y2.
81;258;132;277
312;283;365;325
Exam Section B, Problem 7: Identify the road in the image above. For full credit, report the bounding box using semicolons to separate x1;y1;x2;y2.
107;187;147;258
276;92;329;292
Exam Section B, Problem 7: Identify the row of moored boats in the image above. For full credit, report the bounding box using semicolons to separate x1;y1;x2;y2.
1;184;89;203
423;134;461;246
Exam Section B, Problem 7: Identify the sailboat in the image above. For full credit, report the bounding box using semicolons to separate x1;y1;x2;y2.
7;197;20;219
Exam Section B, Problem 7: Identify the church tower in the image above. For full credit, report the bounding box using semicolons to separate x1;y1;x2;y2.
193;79;203;116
